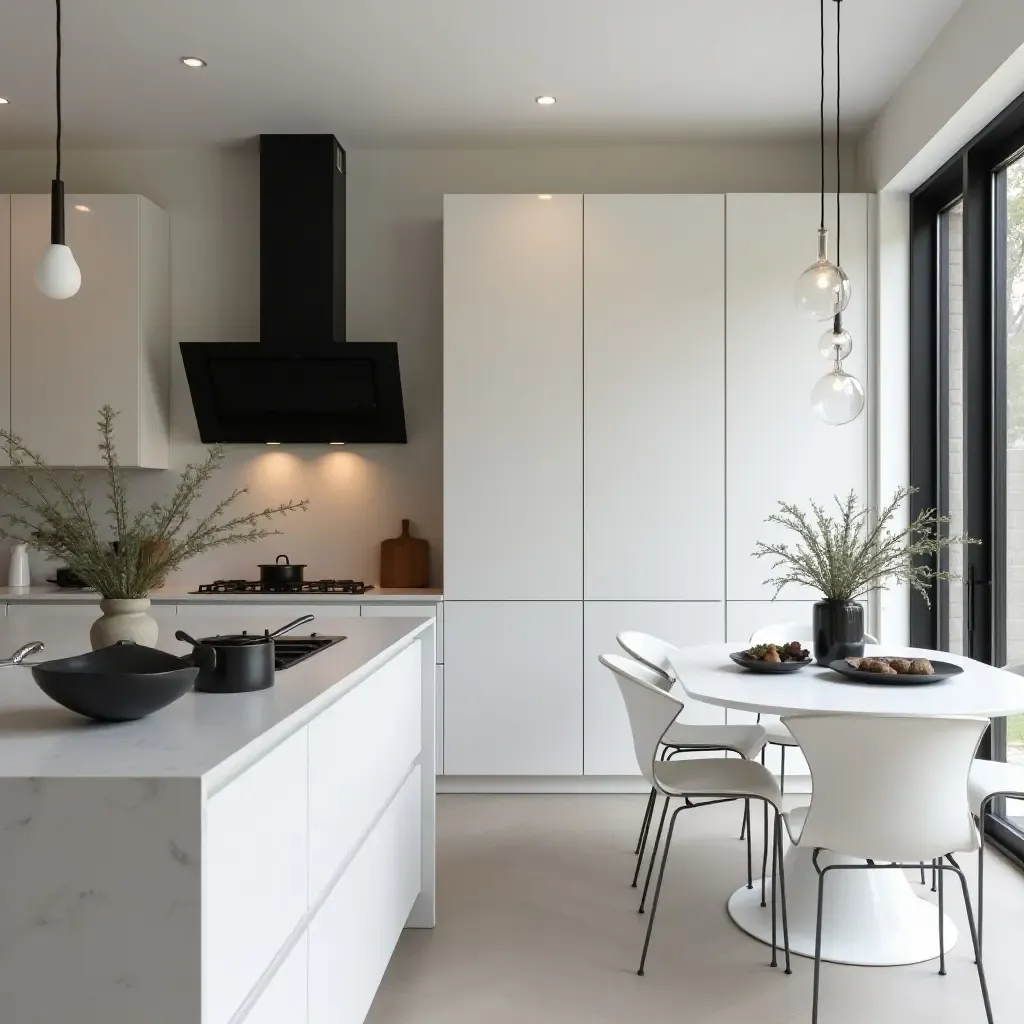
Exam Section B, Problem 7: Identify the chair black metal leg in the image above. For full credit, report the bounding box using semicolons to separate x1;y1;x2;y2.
760;796;769;907
776;811;792;974
919;862;926;885
770;809;779;968
634;787;656;855
639;796;669;912
812;863;828;1024
740;796;748;841
632;789;662;889
931;859;937;892
745;799;753;889
947;858;995;1024
779;745;786;796
977;801;987;957
937;858;946;976
637;806;684;977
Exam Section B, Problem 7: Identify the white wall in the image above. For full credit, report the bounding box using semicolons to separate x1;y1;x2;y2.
862;0;1024;190
0;139;860;587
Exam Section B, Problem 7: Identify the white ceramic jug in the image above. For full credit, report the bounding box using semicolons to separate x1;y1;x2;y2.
8;543;30;589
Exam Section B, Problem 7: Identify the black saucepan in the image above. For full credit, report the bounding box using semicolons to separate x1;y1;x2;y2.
259;555;306;589
175;614;314;693
31;641;200;722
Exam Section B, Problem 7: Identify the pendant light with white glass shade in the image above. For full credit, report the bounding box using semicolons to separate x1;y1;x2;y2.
794;0;849;322
810;0;864;426
35;0;81;301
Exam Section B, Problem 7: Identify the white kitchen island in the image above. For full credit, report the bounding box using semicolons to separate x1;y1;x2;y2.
0;615;436;1024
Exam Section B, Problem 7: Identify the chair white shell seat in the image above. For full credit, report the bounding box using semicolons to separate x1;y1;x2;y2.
654;756;783;806
663;722;767;760
782;805;809;844
759;714;798;747
968;759;1024;817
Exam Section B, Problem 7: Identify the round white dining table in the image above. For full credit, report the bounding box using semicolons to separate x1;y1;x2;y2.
666;642;1024;967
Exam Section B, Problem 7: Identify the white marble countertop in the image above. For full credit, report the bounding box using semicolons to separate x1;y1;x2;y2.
0;616;432;782
0;584;443;603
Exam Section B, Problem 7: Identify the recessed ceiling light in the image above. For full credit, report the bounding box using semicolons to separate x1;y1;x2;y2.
0;98;9;105
74;204;90;212
180;56;207;68
538;194;553;200
535;95;556;106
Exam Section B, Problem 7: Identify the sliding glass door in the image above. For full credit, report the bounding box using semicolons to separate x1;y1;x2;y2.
911;93;1024;863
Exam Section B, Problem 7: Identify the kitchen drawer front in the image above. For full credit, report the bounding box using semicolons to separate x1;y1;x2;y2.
240;934;307;1024
308;766;422;1024
205;729;309;1024
360;603;442;663
308;642;421;896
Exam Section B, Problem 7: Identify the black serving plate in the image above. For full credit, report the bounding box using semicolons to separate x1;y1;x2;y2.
729;651;813;674
31;643;198;722
828;658;964;686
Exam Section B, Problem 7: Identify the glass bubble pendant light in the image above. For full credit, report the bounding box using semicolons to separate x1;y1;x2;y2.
794;0;849;322
811;353;865;426
818;311;853;361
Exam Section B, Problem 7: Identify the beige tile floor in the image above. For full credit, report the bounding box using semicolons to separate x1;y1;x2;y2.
368;794;1024;1024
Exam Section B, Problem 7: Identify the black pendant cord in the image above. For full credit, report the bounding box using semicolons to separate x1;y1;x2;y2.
55;0;62;184
818;0;825;231
835;0;841;266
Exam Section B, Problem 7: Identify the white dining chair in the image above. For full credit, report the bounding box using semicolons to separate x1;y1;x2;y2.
600;653;791;977
968;757;1024;952
616;631;768;896
782;713;992;1024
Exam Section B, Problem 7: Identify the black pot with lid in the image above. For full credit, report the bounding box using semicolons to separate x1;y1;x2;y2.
258;555;306;589
175;614;314;693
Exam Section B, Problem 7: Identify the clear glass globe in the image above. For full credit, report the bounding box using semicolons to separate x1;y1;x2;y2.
794;258;851;321
818;323;853;361
810;366;865;426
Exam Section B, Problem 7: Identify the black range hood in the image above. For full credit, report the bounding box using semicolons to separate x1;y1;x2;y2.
181;135;407;444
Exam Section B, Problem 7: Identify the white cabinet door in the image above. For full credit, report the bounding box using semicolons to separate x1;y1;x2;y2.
583;195;725;600
444;601;582;775
435;665;444;775
308;768;421;1024
205;729;308;1024
1;602;178;659
360;602;441;662
443;194;583;600
242;934;307;1024
725;194;868;600
9;194;170;468
0;195;10;442
583;601;725;775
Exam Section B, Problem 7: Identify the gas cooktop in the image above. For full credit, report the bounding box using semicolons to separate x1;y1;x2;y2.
190;580;373;595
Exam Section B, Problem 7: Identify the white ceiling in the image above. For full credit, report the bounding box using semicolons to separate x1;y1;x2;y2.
0;0;965;148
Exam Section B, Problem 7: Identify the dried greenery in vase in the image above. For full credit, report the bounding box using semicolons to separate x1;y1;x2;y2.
0;406;309;599
752;486;977;605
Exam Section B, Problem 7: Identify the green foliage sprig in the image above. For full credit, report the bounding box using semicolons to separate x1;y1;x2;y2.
753;486;977;606
0;406;308;599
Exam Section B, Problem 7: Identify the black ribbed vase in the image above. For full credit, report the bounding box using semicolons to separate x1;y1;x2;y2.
812;600;865;666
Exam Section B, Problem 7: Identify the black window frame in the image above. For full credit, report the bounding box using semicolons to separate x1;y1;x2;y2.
910;88;1024;869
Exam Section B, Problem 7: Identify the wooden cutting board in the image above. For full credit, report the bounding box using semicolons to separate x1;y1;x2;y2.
379;519;430;588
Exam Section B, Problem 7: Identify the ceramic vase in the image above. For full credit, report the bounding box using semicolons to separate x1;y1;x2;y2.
90;598;159;650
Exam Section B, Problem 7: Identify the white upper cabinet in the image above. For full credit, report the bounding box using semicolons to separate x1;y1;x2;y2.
583;194;725;600
725;194;868;600
9;194;170;468
0;196;10;447
443;194;583;600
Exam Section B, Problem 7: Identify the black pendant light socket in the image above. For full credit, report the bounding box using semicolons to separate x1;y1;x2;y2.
49;179;65;245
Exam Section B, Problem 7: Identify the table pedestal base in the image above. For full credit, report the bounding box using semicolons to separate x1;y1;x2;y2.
727;845;957;966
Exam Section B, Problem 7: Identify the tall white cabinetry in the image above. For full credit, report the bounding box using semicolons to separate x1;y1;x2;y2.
6;194;170;468
0;196;10;444
443;192;870;783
